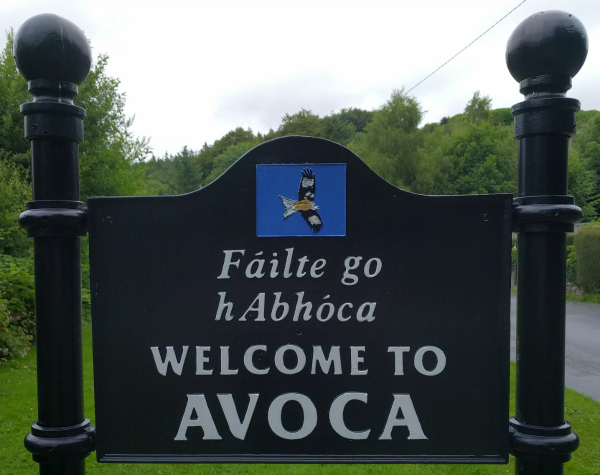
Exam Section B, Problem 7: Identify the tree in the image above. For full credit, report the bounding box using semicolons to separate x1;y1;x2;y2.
0;32;152;203
321;114;356;145
0;158;30;257
444;122;517;195
144;128;259;195
413;100;518;196
567;148;597;220
0;30;30;170
77;54;152;200
464;91;492;125
196;127;256;186
319;108;373;145
489;108;513;126
412;121;455;195
207;127;256;157
278;109;323;137
570;110;600;219
0;29;157;265
335;108;373;133
348;89;423;188
204;142;257;184
169;147;201;194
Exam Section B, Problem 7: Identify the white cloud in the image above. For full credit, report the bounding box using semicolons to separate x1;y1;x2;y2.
2;0;599;156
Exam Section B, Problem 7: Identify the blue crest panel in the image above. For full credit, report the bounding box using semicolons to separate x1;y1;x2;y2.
256;164;346;237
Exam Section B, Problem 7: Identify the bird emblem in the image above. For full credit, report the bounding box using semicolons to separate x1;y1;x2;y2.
279;168;323;233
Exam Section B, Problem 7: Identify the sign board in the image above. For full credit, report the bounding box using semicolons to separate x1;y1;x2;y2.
89;136;512;463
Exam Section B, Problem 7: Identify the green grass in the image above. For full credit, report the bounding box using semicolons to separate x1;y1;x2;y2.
511;285;600;305
566;292;600;304
2;322;599;474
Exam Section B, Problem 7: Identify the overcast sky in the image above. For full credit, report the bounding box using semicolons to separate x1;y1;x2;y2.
1;0;599;158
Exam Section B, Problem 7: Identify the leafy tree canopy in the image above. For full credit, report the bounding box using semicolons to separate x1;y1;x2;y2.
278;109;323;137
464;91;492;125
0;30;156;259
0;31;152;203
0;158;30;256
348;88;423;188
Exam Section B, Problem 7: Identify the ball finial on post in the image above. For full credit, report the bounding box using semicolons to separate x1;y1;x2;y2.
13;14;92;144
13;13;92;85
506;10;588;95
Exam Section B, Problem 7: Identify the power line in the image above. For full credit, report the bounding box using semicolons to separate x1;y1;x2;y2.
405;0;527;95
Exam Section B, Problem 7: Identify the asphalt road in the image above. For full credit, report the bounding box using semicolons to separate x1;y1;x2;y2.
510;293;600;402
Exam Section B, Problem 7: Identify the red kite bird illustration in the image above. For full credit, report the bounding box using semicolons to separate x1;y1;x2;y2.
279;168;323;233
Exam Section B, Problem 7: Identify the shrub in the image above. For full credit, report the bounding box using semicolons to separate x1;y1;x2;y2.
0;254;35;361
574;225;600;293
0;252;91;360
511;248;518;269
81;262;91;320
566;245;577;284
0;159;31;257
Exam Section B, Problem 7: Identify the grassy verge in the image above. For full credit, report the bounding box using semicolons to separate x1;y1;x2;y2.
566;292;600;304
511;285;600;305
2;322;599;474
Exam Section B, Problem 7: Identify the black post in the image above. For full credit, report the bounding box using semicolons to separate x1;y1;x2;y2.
14;14;95;474
507;11;587;474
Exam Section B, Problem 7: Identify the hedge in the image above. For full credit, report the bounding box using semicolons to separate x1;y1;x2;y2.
574;225;600;293
0;254;35;361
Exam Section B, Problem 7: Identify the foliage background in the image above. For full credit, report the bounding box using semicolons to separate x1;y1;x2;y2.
1;30;600;361
0;32;153;359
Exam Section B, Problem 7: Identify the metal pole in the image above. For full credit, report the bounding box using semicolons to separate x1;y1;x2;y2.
507;11;587;474
14;14;95;474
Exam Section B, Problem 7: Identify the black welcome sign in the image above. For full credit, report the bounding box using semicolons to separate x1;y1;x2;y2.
89;136;511;463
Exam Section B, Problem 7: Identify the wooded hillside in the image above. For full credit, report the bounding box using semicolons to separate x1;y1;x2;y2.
2;32;600;361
